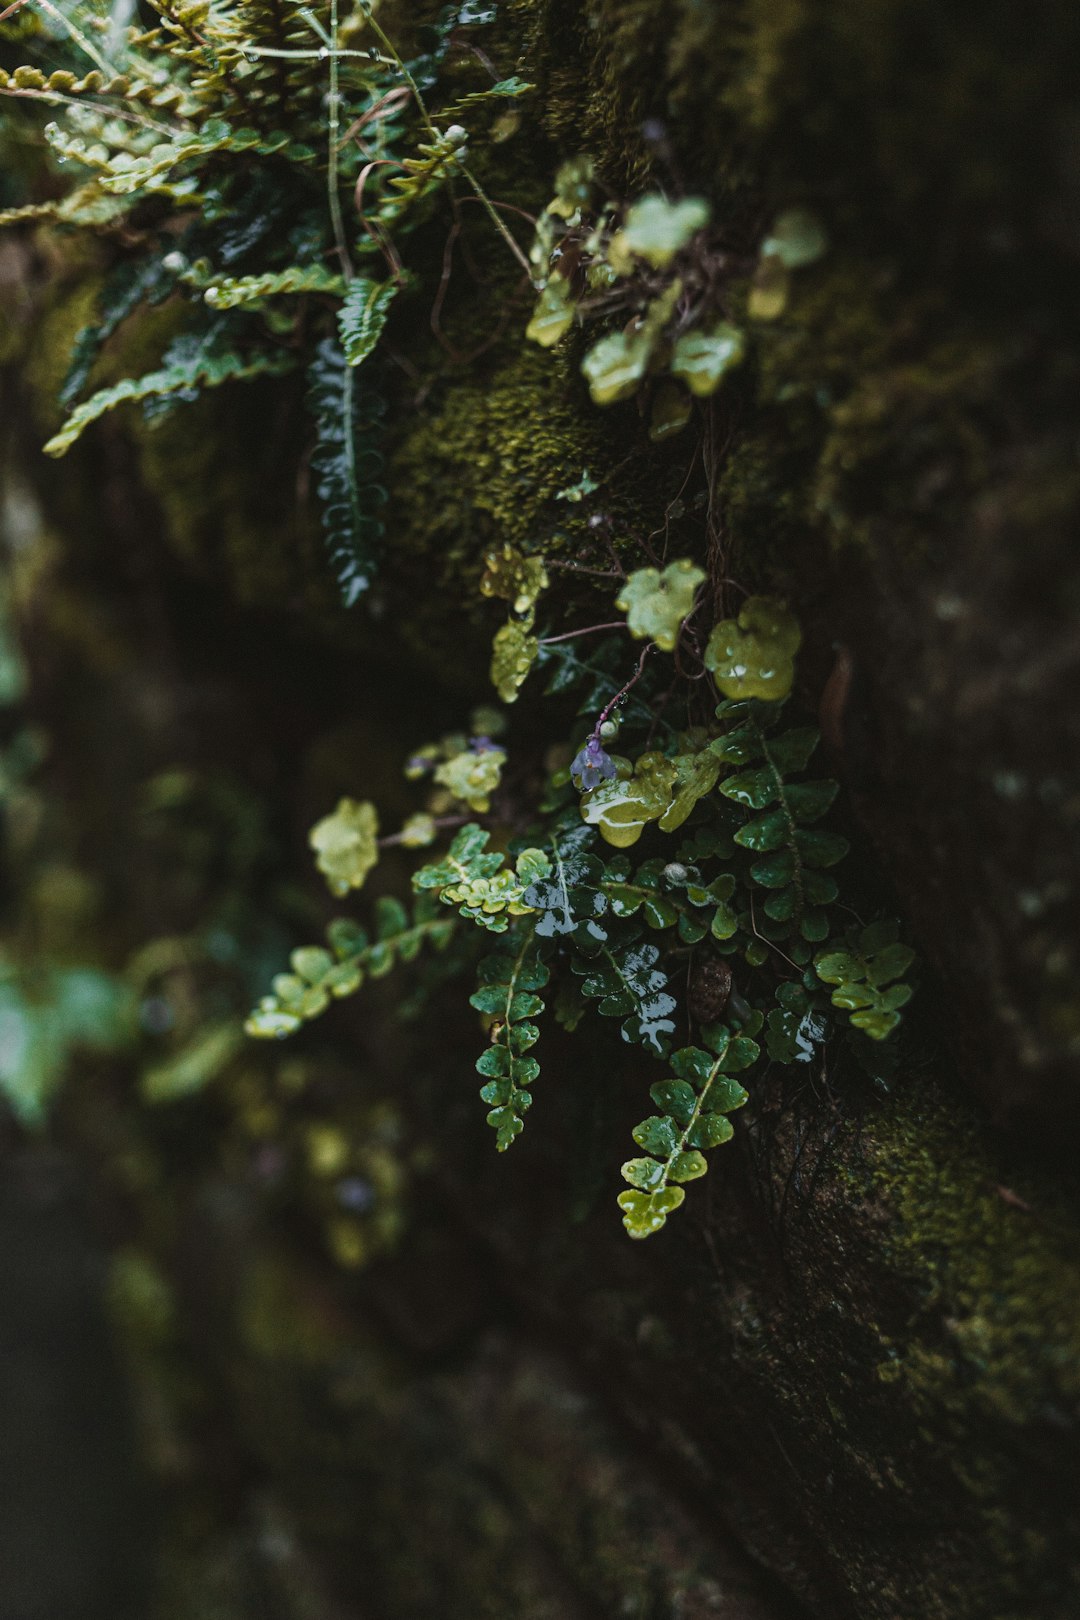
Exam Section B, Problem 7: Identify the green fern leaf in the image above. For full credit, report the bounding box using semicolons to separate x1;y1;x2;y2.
619;1026;755;1238
471;927;549;1150
337;277;399;366
246;894;455;1038
202;264;346;310
43;340;296;457
306;337;387;606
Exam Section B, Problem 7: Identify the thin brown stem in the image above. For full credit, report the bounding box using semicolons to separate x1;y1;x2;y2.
538;620;625;646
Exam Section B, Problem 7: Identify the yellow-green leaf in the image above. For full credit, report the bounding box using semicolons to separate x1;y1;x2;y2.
580;752;677;847
480;546;548;614
581;329;654;406
309;798;380;897
612;193;710;270
616;558;705;651
490;618;539;703
704;597;801;702
670;322;745;397
526;274;575;347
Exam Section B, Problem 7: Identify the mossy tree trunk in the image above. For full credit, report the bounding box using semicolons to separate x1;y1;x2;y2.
1;0;1079;1617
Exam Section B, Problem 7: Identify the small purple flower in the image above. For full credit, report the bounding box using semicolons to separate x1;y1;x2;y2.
336;1176;375;1213
470;735;497;753
571;735;617;792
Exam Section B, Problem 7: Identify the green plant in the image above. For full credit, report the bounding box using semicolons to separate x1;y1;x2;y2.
0;0;531;601
247;573;917;1239
3;49;912;1247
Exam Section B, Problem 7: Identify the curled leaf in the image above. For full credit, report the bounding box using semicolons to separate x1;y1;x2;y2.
338;277;398;366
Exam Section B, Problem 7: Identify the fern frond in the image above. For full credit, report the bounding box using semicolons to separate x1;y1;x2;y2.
471;926;549;1150
44;339;296;456
436;75;533;122
337;276;398;366
713;701;848;952
571;933;677;1055
306;336;387;605
45;116;317;199
202;263;346;309
61;254;184;409
246;895;456;1038
619;1026;756;1238
413;825;550;933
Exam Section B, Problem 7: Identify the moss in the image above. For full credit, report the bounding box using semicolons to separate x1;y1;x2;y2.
386;329;678;674
863;1087;1080;1420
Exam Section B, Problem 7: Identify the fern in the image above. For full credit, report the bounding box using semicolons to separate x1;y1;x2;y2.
619;1024;756;1237
61;254;187;409
436;76;533;121
44;337;297;457
571;934;678;1056
713;700;848;955
337;276;399;366
470;925;549;1150
245;894;455;1038
202;263;346;309
306;337;387;607
815;921;916;1040
1;0;516;600
413;824;551;932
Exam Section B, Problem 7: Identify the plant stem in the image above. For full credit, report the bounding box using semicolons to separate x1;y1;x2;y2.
324;0;352;281
538;620;625;646
595;643;652;733
37;0;120;78
357;3;532;276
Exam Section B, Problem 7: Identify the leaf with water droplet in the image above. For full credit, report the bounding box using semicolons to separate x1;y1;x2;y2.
490;617;539;703
704;597;801;702
616;559;705;652
580;751;677;846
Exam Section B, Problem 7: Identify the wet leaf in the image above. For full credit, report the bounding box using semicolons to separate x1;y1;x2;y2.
670;322;745;396
617;1185;685;1238
704;597;801;702
310;798;379;897
616;559;705;652
581;752;678;847
490;617;539;703
480;545;548;613
434;746;506;813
